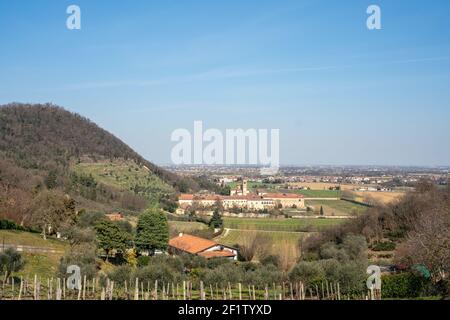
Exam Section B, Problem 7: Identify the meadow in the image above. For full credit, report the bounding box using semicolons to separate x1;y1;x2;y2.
168;221;208;233
223;217;344;232
0;230;67;279
292;189;341;198
305;199;368;216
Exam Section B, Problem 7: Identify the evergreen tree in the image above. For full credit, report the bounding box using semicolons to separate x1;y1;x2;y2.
320;206;324;216
135;208;169;254
95;220;131;260
209;209;223;229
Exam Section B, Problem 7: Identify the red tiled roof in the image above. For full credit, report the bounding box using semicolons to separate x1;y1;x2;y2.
105;213;124;221
221;195;264;200
179;194;194;200
194;195;222;201
169;234;217;254
198;250;236;259
263;193;304;199
180;192;303;202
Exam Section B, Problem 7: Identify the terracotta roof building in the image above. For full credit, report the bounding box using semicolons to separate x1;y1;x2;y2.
168;233;237;260
105;212;124;221
178;191;305;211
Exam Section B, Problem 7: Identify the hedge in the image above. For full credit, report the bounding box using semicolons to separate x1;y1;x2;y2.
371;241;396;251
0;219;38;232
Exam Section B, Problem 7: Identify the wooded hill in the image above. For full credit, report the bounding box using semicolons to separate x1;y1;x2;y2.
0;103;205;226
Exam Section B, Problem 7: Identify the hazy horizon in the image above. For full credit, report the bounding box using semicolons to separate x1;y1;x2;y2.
1;0;450;167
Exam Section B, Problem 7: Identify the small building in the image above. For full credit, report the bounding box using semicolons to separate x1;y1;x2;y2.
168;233;237;260
105;212;124;221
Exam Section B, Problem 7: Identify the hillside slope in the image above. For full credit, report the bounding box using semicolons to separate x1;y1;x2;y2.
0;103;195;225
0;103;175;181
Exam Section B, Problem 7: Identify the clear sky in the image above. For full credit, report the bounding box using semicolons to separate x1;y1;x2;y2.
1;0;450;166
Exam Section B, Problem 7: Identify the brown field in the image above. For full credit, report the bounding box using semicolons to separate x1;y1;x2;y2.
353;191;405;204
287;182;355;190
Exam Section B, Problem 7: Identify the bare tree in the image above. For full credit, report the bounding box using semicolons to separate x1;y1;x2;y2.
396;208;450;282
238;232;271;262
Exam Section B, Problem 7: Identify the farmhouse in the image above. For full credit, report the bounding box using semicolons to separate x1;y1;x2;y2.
168;233;237;260
105;212;124;221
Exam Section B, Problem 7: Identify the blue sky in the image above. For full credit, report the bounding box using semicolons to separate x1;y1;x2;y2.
1;0;450;166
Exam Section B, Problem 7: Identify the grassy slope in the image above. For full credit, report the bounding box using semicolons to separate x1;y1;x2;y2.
220;216;345;265
220;229;304;246
0;230;66;250
168;221;207;233
305;199;368;216
0;230;67;279
223;217;344;232
72;161;174;202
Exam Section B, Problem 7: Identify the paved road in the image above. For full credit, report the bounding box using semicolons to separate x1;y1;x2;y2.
0;244;64;254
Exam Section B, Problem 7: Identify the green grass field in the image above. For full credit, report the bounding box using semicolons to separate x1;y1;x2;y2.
227;181;280;190
220;229;305;246
17;253;62;279
0;230;67;279
0;230;67;250
306;199;368;216
223;217;344;232
293;189;341;198
168;221;208;233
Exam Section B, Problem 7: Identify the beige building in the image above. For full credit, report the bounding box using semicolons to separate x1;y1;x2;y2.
262;193;305;209
178;191;304;212
230;178;249;196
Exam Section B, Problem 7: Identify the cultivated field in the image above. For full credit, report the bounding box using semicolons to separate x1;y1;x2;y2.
219;229;305;268
287;182;355;191
219;216;347;267
223;217;344;232
168;221;208;233
305;199;368;216
293;189;341;198
72;161;174;202
352;191;405;204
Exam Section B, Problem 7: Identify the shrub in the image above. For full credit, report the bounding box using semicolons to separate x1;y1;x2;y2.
76;212;106;228
260;255;280;268
133;263;182;284
289;261;325;286
0;219;37;232
200;264;244;286
108;265;133;285
381;272;427;298
371;241;396;251
137;255;151;267
0;248;25;278
0;219;23;230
